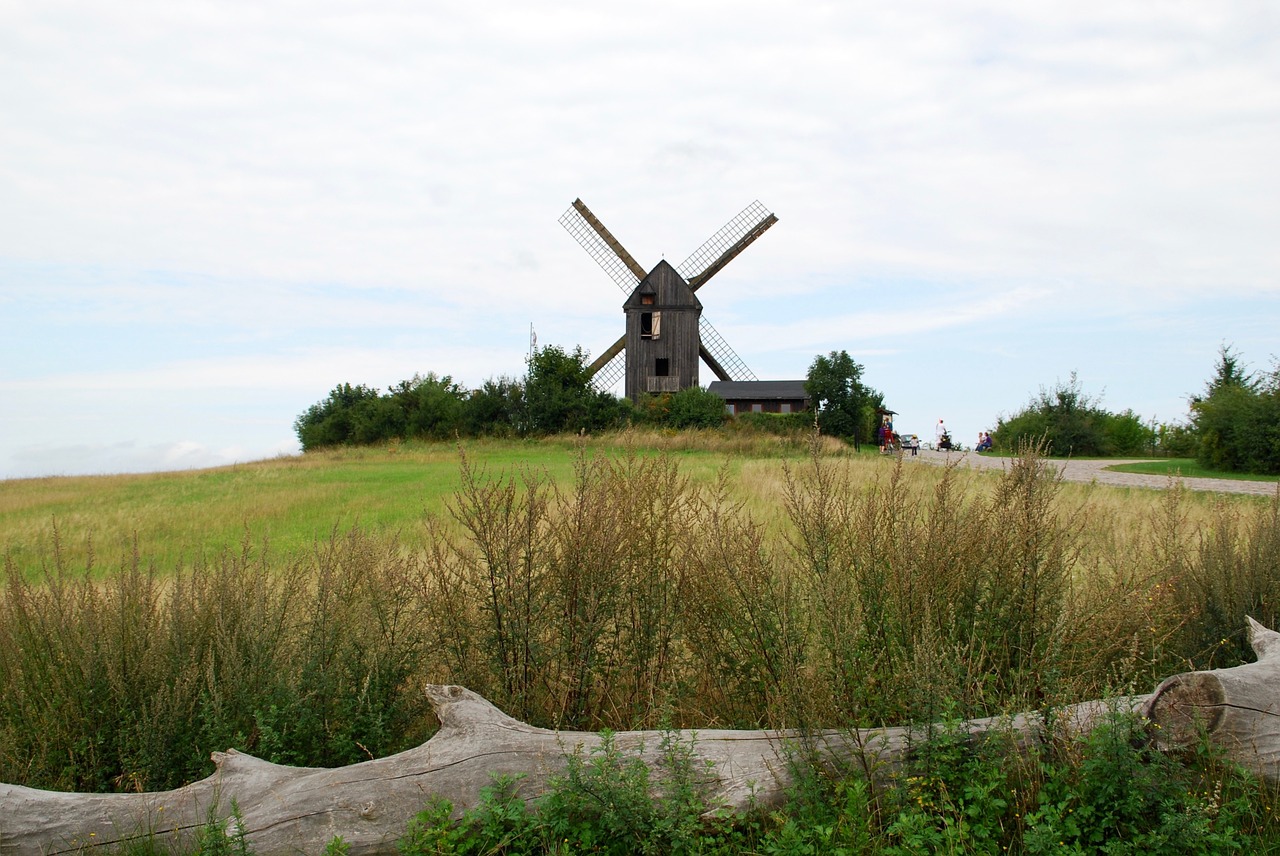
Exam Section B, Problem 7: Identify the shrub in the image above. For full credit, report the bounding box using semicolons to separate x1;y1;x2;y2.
665;386;726;429
392;373;467;440
462;376;524;438
524;346;630;436
994;372;1156;457
0;528;434;792
1024;711;1252;854
294;383;383;450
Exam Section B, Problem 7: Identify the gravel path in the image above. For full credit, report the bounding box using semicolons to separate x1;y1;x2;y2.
909;449;1279;497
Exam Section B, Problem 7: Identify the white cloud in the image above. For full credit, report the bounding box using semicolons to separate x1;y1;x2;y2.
1;0;1277;476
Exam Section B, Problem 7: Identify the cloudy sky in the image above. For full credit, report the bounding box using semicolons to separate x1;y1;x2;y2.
2;1;1277;479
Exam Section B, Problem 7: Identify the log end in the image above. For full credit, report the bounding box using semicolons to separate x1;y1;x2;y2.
1143;671;1225;749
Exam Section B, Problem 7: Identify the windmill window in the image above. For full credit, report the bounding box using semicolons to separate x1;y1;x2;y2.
640;312;661;339
655;358;669;377
641;294;655;305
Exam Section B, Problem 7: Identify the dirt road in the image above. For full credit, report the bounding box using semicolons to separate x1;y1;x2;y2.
910;449;1279;497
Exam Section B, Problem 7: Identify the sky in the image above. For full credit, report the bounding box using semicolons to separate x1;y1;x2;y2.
2;1;1278;479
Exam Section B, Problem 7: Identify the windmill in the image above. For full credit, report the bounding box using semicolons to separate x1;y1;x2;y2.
559;198;778;402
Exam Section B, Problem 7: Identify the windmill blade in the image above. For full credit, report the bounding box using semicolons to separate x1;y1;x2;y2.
559;199;646;294
587;335;625;377
699;317;757;382
589;350;626;392
678;201;777;291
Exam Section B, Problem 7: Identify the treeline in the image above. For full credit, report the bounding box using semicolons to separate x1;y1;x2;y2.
293;346;732;451
992;348;1280;472
295;346;885;451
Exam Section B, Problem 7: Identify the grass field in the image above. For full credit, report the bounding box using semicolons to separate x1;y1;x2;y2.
0;431;835;578
1;433;1265;581
1107;457;1280;482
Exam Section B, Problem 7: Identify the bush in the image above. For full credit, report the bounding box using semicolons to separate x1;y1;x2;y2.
395;709;1273;854
463;376;524;438
994;373;1155;457
294;383;383;450
392;373;467;440
0;529;434;792
665;386;727;429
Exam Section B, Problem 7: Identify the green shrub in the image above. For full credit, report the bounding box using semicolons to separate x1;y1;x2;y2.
993;372;1156;456
398;731;716;856
665;386;727;429
294;383;384;450
1024;711;1251;854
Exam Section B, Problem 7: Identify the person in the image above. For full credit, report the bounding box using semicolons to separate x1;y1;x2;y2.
935;419;947;448
976;432;993;452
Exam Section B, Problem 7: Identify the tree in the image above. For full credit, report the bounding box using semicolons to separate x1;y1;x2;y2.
293;383;383;450
1190;346;1280;474
523;345;627;436
391;373;466;440
463;376;524;438
804;350;882;447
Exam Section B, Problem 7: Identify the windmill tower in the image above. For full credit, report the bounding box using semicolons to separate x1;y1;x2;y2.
559;199;777;403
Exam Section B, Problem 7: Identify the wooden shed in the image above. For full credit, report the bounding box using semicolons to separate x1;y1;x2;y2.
708;380;810;415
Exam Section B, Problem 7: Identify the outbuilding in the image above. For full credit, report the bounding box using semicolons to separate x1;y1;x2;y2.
707;380;810;415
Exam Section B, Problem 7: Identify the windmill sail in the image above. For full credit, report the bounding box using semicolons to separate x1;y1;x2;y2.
559;199;645;293
678;201;778;291
561;196;772;392
699;317;757;382
589;351;626;392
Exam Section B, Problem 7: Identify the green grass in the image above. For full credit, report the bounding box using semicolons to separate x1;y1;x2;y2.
0;440;554;576
1106;458;1280;482
0;433;831;579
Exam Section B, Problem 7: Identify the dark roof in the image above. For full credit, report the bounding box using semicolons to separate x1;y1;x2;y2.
707;380;810;401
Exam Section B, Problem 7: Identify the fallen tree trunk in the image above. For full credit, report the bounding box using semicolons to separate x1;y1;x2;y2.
3;619;1277;856
1144;615;1280;779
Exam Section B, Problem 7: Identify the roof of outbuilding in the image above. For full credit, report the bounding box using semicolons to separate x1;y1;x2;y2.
707;380;810;400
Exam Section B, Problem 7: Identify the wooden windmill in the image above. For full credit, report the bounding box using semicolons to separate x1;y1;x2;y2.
559;199;778;403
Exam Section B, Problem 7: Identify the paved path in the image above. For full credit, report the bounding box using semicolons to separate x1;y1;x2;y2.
909;449;1279;497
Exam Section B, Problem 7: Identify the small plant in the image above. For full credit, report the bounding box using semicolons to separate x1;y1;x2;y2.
1024;710;1250;854
538;730;703;855
193;800;253;856
320;835;350;856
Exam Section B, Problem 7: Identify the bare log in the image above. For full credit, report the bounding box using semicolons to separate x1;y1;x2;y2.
13;615;1280;856
1144;615;1280;780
